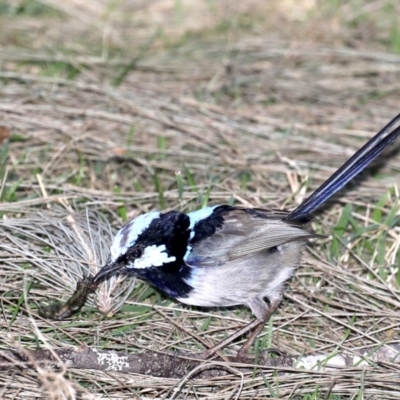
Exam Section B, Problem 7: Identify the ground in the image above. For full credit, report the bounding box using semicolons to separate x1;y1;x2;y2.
0;0;400;398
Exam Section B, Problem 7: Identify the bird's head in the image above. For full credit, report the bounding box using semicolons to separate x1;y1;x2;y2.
93;211;190;284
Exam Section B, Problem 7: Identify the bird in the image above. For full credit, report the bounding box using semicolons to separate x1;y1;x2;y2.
93;113;400;359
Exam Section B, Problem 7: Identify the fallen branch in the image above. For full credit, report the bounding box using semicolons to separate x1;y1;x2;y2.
1;344;399;379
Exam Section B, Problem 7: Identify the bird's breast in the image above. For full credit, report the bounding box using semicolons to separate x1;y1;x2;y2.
179;242;305;308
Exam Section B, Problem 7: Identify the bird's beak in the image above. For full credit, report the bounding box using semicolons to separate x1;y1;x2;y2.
93;260;123;284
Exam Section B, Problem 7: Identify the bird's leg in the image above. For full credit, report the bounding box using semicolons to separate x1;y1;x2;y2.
192;297;281;360
236;298;281;360
193;317;264;360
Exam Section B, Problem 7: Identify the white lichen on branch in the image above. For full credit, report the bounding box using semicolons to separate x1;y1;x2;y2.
93;348;130;371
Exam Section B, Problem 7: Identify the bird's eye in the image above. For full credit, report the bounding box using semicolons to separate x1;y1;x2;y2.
131;247;143;258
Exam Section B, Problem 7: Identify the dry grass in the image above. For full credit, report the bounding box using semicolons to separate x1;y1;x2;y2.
1;0;400;398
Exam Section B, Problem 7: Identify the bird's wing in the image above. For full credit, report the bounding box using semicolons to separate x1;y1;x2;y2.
185;208;317;267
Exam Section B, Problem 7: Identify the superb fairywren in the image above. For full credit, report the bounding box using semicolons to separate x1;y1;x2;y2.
94;114;400;359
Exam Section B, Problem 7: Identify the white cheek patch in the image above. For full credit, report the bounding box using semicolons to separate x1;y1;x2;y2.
131;244;176;269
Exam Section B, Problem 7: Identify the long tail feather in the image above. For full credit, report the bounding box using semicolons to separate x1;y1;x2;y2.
287;113;400;221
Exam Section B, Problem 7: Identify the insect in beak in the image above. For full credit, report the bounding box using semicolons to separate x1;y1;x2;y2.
93;261;123;283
